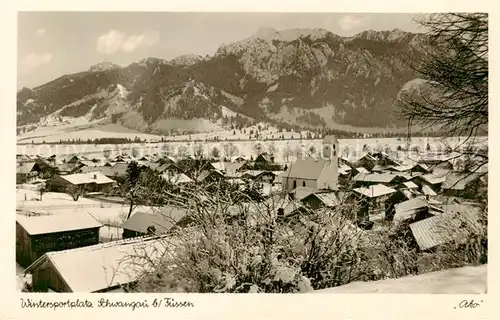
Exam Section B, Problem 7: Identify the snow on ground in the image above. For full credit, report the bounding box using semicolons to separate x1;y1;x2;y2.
314;265;487;294
16;188;163;226
17;122;162;144
16;262;32;292
17;135;487;166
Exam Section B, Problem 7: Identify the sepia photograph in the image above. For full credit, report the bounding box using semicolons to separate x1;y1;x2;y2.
14;11;488;295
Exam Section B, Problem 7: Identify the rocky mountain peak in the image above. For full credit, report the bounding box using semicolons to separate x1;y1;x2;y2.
88;61;121;72
137;57;168;67
169;54;204;68
17;27;431;133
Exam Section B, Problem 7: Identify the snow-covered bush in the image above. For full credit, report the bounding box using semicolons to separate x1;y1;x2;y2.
131;183;370;293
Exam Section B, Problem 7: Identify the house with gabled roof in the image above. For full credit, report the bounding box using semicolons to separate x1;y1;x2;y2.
356;154;378;170
195;169;225;183
239;170;276;184
155;162;184;175
386;163;430;175
16;161;41;184
352;172;405;188
412;173;448;193
392;196;443;224
255;153;274;164
65;154;89;164
161;172;193;185
57;162;84;175
351;184;397;222
350;166;370;177
301;191;340;210
370;151;402;167
46;172;115;194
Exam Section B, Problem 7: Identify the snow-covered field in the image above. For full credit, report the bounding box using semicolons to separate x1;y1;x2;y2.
18;121;316;144
17;122;162;144
16;188;164;226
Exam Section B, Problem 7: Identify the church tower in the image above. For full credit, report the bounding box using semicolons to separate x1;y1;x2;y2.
322;135;338;159
321;135;339;190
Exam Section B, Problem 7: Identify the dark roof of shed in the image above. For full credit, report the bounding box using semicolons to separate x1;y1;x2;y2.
122;206;189;234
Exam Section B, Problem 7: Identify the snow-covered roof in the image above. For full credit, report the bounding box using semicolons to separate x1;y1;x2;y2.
79;160;98;167
353;173;399;183
307;192;340;207
353;184;397;198
409;208;482;251
418;173;447;185
355;167;370;174
442;172;485;191
25;236;169;292
289;186;319;201
422;185;437;196
394;196;429;222
402;181;419;189
388;163;430;173
17;161;37;174
122;207;188;234
16;212;102;235
59;172;115;185
281;159;329;180
162;173;193;184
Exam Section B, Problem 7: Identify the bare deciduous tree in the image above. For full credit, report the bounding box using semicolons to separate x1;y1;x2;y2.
282;144;293;164
210;146;221;160
66;185;83;201
103;148;112;160
193;143;205;159
223;143;238;160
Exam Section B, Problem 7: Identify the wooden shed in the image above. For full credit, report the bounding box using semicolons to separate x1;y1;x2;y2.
16;212;102;268
24;236;168;292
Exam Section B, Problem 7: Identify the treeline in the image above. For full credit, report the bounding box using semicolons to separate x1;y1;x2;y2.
41;136;149;145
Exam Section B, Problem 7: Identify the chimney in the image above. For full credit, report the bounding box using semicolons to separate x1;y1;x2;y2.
93;174;97;179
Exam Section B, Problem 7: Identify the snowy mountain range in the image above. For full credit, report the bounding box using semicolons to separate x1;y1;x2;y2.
17;28;431;135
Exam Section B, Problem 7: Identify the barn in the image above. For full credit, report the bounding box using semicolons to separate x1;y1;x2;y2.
16;212;102;268
24;236;168;292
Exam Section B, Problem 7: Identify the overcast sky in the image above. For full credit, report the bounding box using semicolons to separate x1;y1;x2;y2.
18;12;425;89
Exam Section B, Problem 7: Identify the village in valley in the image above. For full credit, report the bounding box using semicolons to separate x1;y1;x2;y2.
15;133;488;293
14;12;488;294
